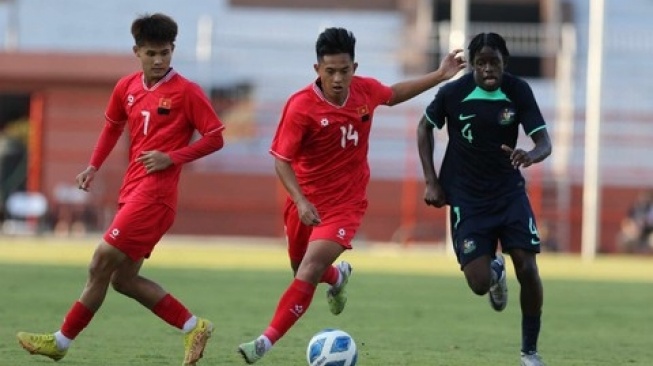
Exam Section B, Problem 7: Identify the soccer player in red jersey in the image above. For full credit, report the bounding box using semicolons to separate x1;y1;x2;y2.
17;13;224;366
238;27;465;364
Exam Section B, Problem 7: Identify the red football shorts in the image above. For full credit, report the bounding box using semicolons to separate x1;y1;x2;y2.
283;198;367;263
103;201;175;261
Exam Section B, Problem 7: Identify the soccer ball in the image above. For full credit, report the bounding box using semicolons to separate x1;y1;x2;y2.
306;328;358;366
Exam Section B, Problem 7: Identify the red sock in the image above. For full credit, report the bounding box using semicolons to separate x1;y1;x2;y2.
60;301;94;340
263;278;316;344
151;294;192;329
320;265;339;286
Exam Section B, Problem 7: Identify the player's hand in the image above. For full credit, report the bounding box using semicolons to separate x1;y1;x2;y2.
439;49;467;80
501;144;534;169
424;182;446;208
76;166;97;191
295;197;321;226
136;150;173;174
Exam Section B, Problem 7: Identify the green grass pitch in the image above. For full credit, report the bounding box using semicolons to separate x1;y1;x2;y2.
0;237;651;365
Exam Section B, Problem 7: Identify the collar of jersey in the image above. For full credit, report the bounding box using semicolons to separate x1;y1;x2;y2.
312;80;349;108
462;86;511;102
141;68;177;92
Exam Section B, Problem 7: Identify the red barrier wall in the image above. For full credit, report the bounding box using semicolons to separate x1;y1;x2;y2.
0;52;644;254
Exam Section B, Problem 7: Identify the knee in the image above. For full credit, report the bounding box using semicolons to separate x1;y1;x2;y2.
110;276;130;295
466;274;492;296
296;260;329;283
87;259;112;284
513;257;539;281
463;258;493;295
87;243;122;283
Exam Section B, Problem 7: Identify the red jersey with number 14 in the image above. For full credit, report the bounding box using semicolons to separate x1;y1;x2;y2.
105;69;224;209
270;76;393;207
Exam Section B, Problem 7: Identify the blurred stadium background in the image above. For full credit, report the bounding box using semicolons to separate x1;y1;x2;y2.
0;0;652;257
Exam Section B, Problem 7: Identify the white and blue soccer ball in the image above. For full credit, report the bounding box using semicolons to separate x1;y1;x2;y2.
306;328;358;366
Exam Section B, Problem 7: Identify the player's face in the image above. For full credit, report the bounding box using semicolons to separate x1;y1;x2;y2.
134;42;174;86
314;53;358;105
472;46;505;91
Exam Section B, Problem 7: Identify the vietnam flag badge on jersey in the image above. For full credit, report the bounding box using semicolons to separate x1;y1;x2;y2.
158;98;172;115
357;105;370;122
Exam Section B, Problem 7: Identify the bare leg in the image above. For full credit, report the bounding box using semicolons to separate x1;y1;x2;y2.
110;257;166;309
461;254;494;296
295;240;344;285
510;248;543;356
510;249;543;316
80;241;128;311
109;246;212;366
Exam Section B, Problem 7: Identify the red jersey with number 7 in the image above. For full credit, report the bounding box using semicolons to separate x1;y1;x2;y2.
270;76;393;208
104;69;224;209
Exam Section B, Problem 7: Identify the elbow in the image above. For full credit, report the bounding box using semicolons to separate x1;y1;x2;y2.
545;144;552;159
209;133;225;152
216;134;225;151
534;143;552;163
541;139;552;159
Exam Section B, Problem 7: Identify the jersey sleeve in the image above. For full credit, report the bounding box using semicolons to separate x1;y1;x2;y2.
104;78;128;125
269;96;307;162
363;77;393;107
183;82;225;136
167;82;225;165
424;88;447;129
88;121;124;170
90;79;129;169
514;80;546;136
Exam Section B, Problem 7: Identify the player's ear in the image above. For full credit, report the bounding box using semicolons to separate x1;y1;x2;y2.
132;45;139;56
313;63;319;73
352;62;358;74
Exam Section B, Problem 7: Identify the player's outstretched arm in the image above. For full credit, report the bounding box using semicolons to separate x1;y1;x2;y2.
387;49;466;106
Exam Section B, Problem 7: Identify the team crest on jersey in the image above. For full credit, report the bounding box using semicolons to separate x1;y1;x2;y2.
462;238;476;254
498;108;516;125
127;94;135;106
357;105;370;122
158;97;172;115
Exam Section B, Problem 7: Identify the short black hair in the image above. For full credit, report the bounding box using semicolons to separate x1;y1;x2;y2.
315;27;356;61
467;32;510;62
131;13;178;46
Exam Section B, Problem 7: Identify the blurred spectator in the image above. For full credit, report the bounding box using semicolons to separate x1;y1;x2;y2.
2;191;48;235
52;183;95;237
617;190;653;253
0;118;28;223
